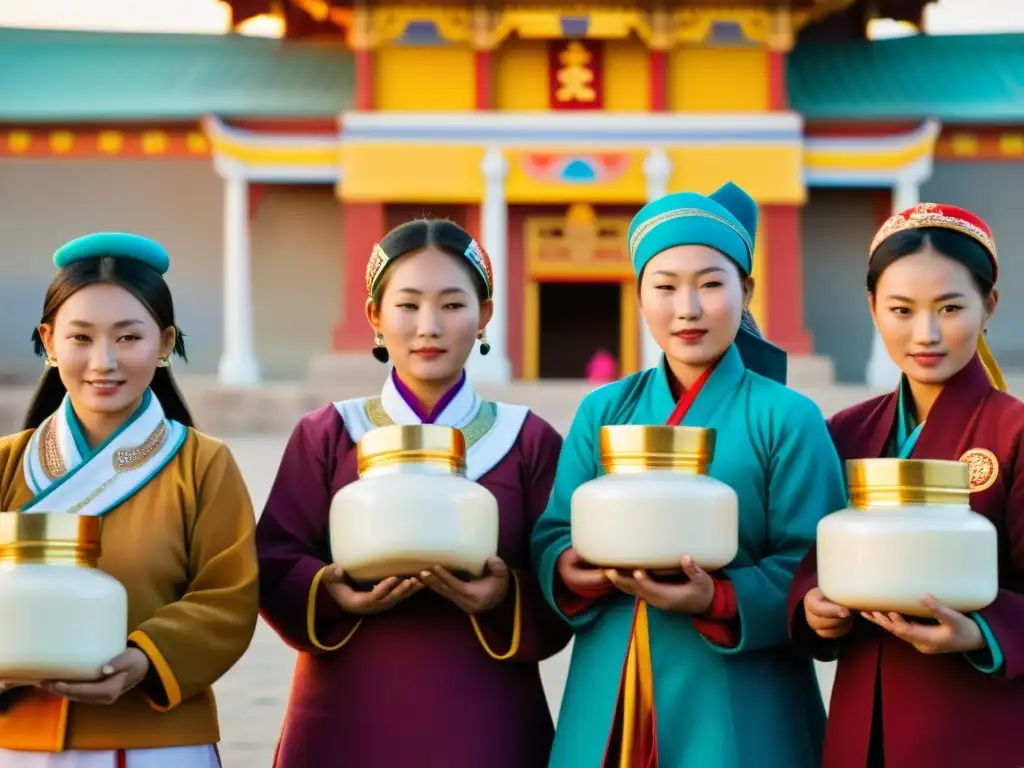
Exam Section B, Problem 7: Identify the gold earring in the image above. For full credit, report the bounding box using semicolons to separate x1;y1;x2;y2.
44;354;57;368
477;331;491;356
372;331;389;364
157;356;170;368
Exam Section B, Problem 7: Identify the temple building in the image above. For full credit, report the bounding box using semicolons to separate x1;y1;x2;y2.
1;1;1021;388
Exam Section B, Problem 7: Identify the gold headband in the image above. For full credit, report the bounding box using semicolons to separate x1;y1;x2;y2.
365;244;390;297
365;240;494;300
869;203;998;264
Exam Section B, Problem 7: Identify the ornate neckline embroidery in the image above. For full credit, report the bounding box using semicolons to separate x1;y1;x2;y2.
39;417;67;482
364;397;498;449
112;422;168;473
38;416;168;483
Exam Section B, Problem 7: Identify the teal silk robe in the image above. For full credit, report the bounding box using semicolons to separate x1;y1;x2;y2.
531;344;847;767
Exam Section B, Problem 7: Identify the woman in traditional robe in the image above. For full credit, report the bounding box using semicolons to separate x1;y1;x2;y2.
0;233;259;768
257;218;572;767
788;204;1024;768
531;182;847;768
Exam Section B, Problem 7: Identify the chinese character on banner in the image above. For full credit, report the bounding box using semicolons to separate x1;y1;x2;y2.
548;39;603;110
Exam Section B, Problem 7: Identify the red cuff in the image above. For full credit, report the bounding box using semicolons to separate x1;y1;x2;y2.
553;572;614;618
692;577;740;648
704;577;738;620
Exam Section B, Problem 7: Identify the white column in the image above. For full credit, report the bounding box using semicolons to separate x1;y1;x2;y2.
639;147;672;370
217;169;261;387
467;145;513;383
865;175;919;389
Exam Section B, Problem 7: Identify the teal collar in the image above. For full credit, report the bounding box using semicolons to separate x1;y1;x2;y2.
651;343;746;424
892;375;924;459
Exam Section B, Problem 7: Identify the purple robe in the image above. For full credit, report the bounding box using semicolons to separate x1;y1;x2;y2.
788;356;1024;768
256;374;572;767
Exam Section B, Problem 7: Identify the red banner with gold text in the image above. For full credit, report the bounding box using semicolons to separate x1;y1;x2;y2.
548;39;604;110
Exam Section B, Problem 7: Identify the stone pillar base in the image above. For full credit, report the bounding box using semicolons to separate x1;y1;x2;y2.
786;354;835;388
217;355;261;389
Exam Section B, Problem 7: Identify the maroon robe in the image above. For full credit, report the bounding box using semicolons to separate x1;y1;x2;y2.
256;404;572;767
787;356;1024;768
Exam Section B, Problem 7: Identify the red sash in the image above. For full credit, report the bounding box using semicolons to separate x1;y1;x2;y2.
600;367;714;768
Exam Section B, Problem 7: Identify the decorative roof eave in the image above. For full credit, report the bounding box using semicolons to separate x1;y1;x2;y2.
0;126;209;158
202;114;340;182
338;111;805;148
331;2;856;51
226;0;353;35
937;127;1024;161
803;119;940;187
285;0;353;33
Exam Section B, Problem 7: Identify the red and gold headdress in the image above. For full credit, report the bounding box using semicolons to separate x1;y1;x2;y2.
365;239;494;300
869;202;998;278
870;202;1004;391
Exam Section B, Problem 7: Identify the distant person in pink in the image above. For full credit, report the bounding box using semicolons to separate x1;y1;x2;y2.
586;348;617;383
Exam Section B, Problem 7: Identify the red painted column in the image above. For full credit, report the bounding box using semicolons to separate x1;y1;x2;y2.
870;187;894;227
354;49;374;110
333;202;386;351
248;183;266;222
762;205;813;354
505;207;526;380
767;49;788;110
474;50;493;109
649;49;668;111
463;204;481;239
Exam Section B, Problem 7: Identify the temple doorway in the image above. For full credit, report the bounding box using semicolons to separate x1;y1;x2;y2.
537;281;621;379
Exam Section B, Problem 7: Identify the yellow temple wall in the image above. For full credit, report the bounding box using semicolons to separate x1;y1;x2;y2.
495;39;548;111
374;45;476;111
495;37;651;112
603;39;651;112
504;150;649;204
340;144;484;202
669;145;805;205
338;144;802;207
667;47;769;112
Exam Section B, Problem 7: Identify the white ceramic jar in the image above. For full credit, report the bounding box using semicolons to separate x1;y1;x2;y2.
0;512;128;682
570;425;739;571
330;424;499;582
818;458;998;617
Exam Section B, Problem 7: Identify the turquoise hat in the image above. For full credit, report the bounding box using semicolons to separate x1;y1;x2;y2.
627;181;787;384
53;232;170;275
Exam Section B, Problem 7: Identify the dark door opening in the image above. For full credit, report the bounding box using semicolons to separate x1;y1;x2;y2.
538;282;621;379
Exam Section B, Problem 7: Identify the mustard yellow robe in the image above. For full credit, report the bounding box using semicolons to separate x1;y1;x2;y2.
0;428;258;753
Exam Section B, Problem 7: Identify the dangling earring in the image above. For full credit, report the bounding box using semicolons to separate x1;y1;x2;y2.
44;354;58;368
372;331;390;364
477;331;491;356
156;356;170;368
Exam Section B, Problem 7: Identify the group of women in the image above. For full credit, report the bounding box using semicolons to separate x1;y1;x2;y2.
0;180;1018;768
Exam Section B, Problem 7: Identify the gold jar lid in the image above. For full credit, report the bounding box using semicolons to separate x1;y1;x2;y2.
599;425;715;473
846;458;970;507
0;512;101;566
357;424;467;476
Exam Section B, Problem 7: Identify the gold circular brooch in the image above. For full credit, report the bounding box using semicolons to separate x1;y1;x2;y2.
958;448;999;493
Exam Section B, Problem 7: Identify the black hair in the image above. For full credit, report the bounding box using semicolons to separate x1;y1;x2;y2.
867;228;994;298
374;218;489;303
23;255;195;430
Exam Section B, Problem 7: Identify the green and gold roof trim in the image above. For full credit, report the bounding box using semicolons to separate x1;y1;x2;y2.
0;26;1023;123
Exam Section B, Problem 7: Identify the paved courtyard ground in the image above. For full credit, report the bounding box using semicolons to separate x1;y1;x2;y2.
212;431;839;766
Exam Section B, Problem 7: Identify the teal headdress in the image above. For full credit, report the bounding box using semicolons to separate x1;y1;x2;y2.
53;232;170;274
627;181;787;384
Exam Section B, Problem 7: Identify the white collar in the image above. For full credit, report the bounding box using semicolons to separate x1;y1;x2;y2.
378;369;480;428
